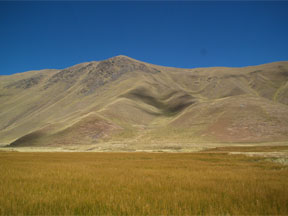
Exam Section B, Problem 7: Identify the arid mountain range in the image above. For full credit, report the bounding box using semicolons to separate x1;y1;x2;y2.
1;56;288;150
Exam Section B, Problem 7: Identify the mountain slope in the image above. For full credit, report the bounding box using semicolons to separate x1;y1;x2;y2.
1;55;288;149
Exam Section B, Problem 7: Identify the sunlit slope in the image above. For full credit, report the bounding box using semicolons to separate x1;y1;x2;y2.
0;56;288;147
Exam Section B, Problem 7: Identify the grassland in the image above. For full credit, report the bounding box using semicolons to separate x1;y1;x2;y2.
0;151;287;215
203;145;288;153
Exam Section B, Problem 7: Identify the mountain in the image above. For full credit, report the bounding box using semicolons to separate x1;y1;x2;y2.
1;55;288;150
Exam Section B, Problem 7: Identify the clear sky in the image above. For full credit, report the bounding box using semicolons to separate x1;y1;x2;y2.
0;1;288;75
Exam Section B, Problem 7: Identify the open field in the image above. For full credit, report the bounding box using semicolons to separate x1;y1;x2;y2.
0;151;288;215
203;145;288;153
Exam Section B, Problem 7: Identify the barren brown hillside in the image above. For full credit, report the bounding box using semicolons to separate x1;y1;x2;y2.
1;56;288;149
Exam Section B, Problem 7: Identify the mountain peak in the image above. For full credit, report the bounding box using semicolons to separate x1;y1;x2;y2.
107;55;136;62
113;55;130;58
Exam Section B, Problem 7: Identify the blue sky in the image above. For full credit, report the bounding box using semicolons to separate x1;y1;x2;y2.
0;1;288;75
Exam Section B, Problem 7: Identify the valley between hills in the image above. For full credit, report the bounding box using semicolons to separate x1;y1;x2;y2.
1;55;288;151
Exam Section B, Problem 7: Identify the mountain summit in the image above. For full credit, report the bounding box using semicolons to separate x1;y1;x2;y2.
1;56;288;150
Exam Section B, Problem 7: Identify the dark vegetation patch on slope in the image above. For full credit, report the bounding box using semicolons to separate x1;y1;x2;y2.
9;131;46;147
122;87;196;116
79;56;160;95
44;62;96;89
5;75;43;89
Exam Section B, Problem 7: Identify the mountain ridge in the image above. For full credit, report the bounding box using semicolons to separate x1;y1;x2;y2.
1;56;288;150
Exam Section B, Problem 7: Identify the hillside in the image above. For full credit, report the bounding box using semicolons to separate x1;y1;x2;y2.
1;55;288;150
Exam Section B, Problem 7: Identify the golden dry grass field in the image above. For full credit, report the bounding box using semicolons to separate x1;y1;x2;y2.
0;151;288;215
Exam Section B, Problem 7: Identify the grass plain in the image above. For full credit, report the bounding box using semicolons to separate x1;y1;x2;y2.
0;151;288;215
